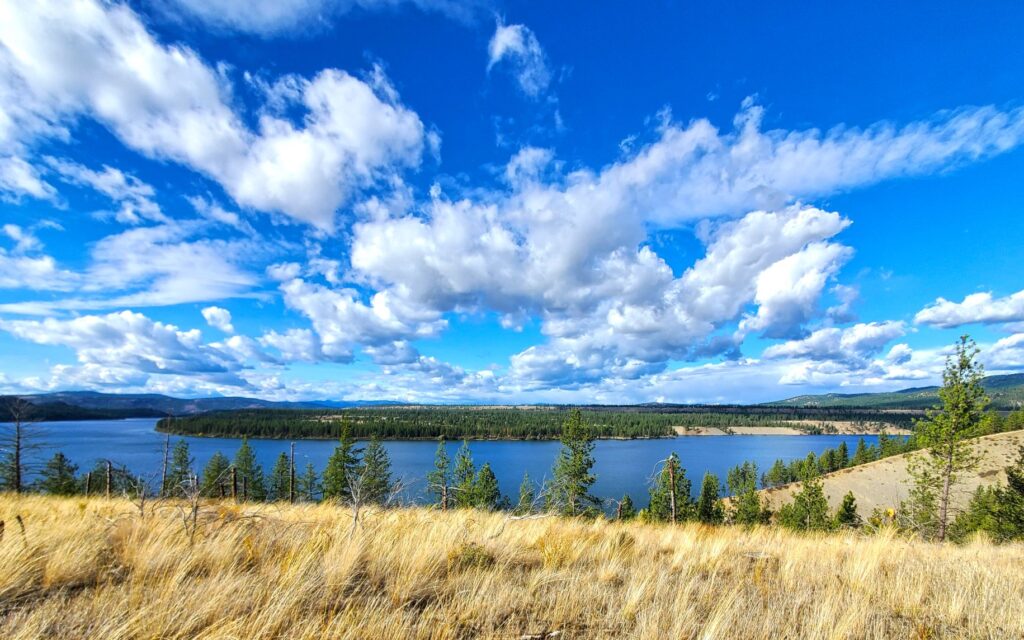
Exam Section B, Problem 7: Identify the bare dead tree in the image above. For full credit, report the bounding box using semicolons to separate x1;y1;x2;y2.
1;397;45;494
160;431;170;497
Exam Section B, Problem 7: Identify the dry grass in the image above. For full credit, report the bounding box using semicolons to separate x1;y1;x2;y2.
1;494;1022;639
761;429;1024;516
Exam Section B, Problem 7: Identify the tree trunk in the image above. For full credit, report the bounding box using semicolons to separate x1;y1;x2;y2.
160;434;169;497
105;460;113;498
289;442;296;504
231;466;238;501
938;447;954;541
12;419;21;494
668;463;677;524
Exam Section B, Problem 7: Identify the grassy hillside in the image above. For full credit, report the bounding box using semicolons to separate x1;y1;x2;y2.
759;429;1024;516
773;373;1024;409
1;495;1022;638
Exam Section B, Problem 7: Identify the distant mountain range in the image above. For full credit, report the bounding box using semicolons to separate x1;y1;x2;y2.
772;373;1024;410
3;374;1022;422
1;391;386;421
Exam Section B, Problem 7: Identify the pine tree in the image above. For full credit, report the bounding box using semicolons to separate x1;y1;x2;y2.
473;462;501;510
648;453;692;523
514;472;535;514
35;452;79;495
548;409;599;517
268;452;291;501
233;437;266;501
452;440;477;508
907;335;987;540
835;491;862;528
837;441;850;469
762;459;790;488
360;437;393;505
165;439;194;498
729;462;766;526
778;467;834;531
200;452;231;497
426;439;452;510
297;462;320;502
949;445;1024;542
696;472;724;524
617;494;636;520
851;438;871;466
323;420;362;501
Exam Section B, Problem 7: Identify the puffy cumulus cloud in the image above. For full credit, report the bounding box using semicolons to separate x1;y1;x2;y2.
488;21;550;97
351;200;851;386
45;157;165;224
0;0;427;230
915;289;1024;328
278;277;447;362
986;333;1024;371
0;310;257;386
738;243;853;339
0;156;57;201
762;321;907;364
258;328;334;363
160;0;486;36
201;306;235;333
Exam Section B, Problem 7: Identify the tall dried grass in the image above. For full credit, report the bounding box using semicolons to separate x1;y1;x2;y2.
1;493;1021;639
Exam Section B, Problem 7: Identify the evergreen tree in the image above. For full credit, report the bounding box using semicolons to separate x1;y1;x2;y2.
729;462;767;526
452;440;477;508
762;459;790;488
426;438;452;509
778;467;834;531
851;438;871;466
950;446;1024;542
514;472;535;515
726;461;758;496
835;492;862;528
907;335;987;540
200;452;231;497
836;441;850;469
233;437;266;501
360;437;393;505
296;462;320;502
165;439;194;497
268;452;291;501
323;420;362;501
35;452;79;495
473;462;501;510
648;453;692;523
548;409;599;517
617;494;636;520
696;472;724;524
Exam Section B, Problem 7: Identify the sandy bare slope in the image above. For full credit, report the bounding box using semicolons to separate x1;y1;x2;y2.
760;429;1024;516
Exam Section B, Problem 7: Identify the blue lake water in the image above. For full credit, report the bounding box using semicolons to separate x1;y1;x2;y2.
10;418;884;506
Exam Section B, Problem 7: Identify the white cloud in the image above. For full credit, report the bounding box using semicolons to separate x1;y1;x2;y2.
0;0;427;230
915;289;1024;328
201;306;235;333
0;221;266;313
0;156;57;201
160;0;485;36
762;321;907;364
0;310;253;386
45;157;165;224
987;333;1024;371
488;21;550;97
2;223;41;253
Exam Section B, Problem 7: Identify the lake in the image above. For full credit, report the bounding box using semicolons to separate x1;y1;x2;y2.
10;418;885;505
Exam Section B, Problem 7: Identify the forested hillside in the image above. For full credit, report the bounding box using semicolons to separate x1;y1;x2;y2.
157;405;916;439
773;373;1024;409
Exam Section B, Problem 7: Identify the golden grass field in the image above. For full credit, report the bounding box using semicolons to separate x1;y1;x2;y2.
2;494;1023;639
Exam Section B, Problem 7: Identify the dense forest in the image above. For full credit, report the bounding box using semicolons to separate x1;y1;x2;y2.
156;405;917;440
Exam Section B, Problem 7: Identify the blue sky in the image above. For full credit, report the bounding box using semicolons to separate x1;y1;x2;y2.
1;0;1023;403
